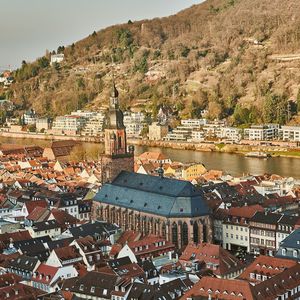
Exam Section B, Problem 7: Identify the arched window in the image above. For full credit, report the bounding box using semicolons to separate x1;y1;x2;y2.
293;250;298;258
181;222;189;246
118;136;122;149
193;222;199;244
161;223;166;239
282;248;286;256
172;223;178;247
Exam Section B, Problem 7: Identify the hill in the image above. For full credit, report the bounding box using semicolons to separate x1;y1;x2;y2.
2;0;300;125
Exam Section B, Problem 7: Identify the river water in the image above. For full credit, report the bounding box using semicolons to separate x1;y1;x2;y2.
0;135;299;178
134;145;300;178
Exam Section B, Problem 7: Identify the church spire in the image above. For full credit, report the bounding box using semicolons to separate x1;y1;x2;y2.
107;80;124;129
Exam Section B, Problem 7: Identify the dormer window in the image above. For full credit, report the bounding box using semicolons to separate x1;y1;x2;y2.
79;284;84;291
91;286;95;293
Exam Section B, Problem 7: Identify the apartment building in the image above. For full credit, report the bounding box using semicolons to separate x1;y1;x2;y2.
250;212;281;256
244;124;279;141
81;112;106;137
279;125;300;142
220;127;242;142
51;115;86;135
165;119;206;141
123;112;145;137
223;205;264;253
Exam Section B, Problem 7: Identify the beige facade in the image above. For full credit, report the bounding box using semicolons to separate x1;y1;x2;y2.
149;123;169;141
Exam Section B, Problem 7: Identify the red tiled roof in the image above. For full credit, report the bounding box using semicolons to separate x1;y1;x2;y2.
54;246;82;262
238;255;297;283
27;206;50;222
32;264;59;284
181;276;255;300
138;151;168;161
24;200;48;214
117;231;141;245
50;209;79;227
180;243;243;276
227;204;264;219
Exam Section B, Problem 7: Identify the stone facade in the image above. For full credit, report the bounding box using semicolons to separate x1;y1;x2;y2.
92;201;212;249
100;81;134;183
101;154;134;184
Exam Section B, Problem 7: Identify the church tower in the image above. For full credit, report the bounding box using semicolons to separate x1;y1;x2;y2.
104;82;127;156
102;81;134;182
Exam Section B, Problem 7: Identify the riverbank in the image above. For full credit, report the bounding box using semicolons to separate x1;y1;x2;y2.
128;139;300;159
0;131;102;143
1;131;299;159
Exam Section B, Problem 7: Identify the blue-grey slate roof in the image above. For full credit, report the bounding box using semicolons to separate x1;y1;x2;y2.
94;171;210;218
279;228;300;249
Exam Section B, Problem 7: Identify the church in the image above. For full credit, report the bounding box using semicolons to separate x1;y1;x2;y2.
93;82;212;248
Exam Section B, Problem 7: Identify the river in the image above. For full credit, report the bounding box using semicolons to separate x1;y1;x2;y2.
134;145;300;178
0;135;299;178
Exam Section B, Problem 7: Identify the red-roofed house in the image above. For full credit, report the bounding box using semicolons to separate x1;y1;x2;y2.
238;255;297;284
179;243;244;278
222;204;264;253
21;200;48;218
48;208;79;230
137;152;171;164
115;235;175;263
46;246;83;268
31;263;78;293
26;206;50;223
180;276;255;300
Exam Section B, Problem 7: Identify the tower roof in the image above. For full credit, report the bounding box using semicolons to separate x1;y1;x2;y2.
107;81;125;129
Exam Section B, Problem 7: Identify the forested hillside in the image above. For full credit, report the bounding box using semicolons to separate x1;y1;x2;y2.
3;0;300;125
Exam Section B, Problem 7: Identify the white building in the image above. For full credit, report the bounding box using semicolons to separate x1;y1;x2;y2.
50;54;64;65
52;115;86;134
190;130;205;142
23;110;37;125
123;112;145;137
220;127;242;142
223;221;250;253
70;110;95;119
181;119;207;128
81;112;106;137
165;119;207;141
279;126;300;142
244;124;279;141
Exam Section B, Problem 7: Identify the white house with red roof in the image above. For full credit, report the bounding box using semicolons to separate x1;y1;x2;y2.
31;263;78;293
116;235;175;263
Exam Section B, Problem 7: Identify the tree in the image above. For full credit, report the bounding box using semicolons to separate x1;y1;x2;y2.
297;89;300;113
263;93;288;124
181;45;190;58
28;124;36;132
57;46;65;54
116;28;133;48
37;56;49;69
